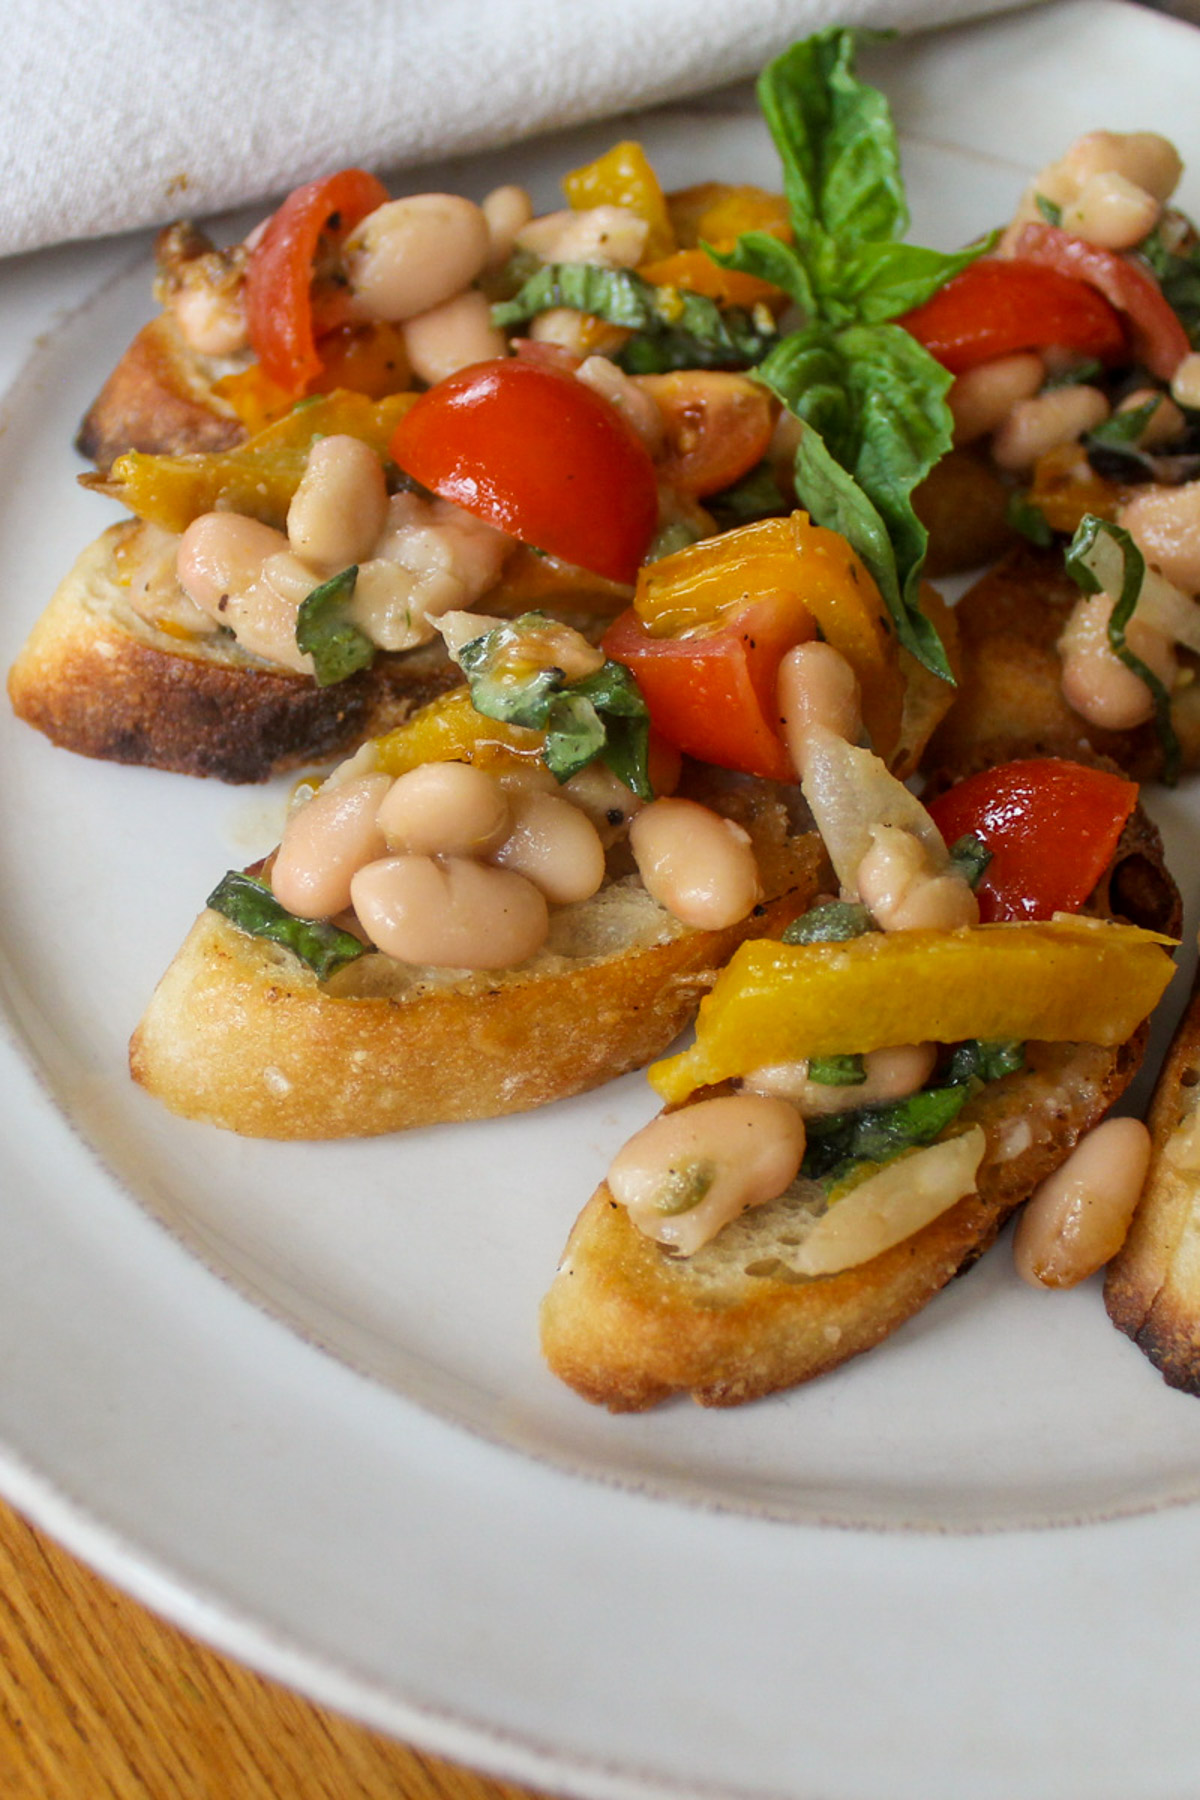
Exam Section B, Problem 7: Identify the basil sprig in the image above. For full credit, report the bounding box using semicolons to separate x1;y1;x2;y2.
207;871;366;980
295;566;375;687
716;30;996;682
1065;514;1181;783
457;613;653;797
491;263;779;373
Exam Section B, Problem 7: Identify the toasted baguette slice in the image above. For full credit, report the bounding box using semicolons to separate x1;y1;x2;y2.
129;780;828;1138
76;316;246;473
925;542;1200;782
1106;968;1200;1392
7;519;619;783
541;1035;1147;1410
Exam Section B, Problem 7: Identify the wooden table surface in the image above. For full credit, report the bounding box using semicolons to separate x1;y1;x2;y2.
0;1494;553;1800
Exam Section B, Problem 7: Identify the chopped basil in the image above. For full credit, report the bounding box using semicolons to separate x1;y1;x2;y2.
1084;400;1200;486
802;1036;1024;1192
782;899;874;944
207;871;366;980
491;263;779;372
650;1161;716;1216
1035;194;1063;227
1065;514;1180;783
1041;356;1105;391
1006;491;1054;549
456;613;653;798
1138;219;1200;350
808;1054;867;1086
947;832;992;890
294;566;375;687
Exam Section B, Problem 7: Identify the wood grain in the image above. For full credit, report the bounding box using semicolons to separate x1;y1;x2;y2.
0;1497;552;1800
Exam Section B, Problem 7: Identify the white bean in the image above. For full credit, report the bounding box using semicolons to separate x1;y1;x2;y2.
855;825;978;933
343;195;490;323
377;763;510;858
608;1094;806;1256
776;642;862;778
350;855;548;969
743;1043;938;1116
482;185;534;270
286;436;389;573
490;789;607;904
1013;1116;1152;1288
561;761;645;841
1117;387;1185;448
177;513;290;618
516;204;648;270
527;308;630;358
991;386;1110;474
1058;130;1182;203
948;352;1045;446
1171;352;1200;411
629;799;762;930
371;491;512;622
401;288;508;387
1061;171;1160;250
1121;476;1200;592
271;774;394;919
1058;591;1177;731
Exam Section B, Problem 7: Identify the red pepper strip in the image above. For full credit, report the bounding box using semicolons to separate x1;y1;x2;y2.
925;758;1138;923
244;169;390;394
897;257;1127;375
1012;222;1190;382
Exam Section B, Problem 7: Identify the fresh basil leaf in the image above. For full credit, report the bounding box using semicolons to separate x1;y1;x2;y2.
808;1054;867;1087
207;871;366;980
1087;397;1162;448
1036;194;1063;227
294;566;374;687
457;614;653;798
831;234;999;324
783;900;874;944
1042;356;1105;390
802;1083;973;1188
1065;514;1180;783
948;832;992;890
943;1039;1025;1086
1138;219;1200;349
757;29;907;253
491;263;778;371
705;232;816;314
1006;491;1055;548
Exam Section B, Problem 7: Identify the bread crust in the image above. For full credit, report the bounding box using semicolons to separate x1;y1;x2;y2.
129;796;828;1138
1106;970;1200;1392
75;317;245;473
541;1034;1148;1409
8;520;611;783
925;542;1200;782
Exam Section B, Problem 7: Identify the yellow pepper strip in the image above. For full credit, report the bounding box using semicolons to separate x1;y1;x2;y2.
80;390;417;534
649;918;1177;1105
637;248;784;313
371;689;544;777
563;141;675;263
1027;443;1129;535
666;181;791;250
634;513;903;766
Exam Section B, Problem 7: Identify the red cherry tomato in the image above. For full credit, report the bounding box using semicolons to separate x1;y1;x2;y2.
245;169;390;394
390;360;660;585
602;598;816;781
925;759;1138;923
1010;223;1191;382
897;257;1128;375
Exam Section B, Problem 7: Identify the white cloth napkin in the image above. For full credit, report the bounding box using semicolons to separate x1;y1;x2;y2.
3;0;1026;259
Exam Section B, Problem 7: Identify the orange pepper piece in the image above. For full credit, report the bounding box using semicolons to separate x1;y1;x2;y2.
563;141;675;262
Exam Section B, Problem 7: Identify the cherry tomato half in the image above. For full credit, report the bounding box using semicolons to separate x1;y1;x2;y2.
925;758;1138;922
602;598;816;781
389;359;660;585
897;257;1127;375
244;169;390;394
1010;222;1191;383
634;372;775;498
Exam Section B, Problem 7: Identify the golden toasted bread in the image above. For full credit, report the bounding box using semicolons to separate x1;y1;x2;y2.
913;446;1017;579
129;776;828;1138
926;542;1200;782
76;317;245;473
1106;963;1200;1392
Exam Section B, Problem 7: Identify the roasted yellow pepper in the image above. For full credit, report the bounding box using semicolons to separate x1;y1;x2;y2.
83;390;417;534
634;512;904;766
564;140;675;262
650;918;1177;1104
372;690;544;777
665;181;791;250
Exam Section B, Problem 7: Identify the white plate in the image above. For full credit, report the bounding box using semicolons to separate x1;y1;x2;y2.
4;3;1200;1795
